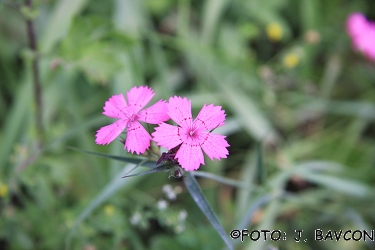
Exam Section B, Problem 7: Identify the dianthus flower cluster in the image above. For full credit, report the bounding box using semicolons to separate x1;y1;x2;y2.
95;86;229;171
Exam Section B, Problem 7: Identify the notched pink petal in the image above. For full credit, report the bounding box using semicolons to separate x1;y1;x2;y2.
95;119;128;145
125;121;152;154
152;123;183;149
175;143;205;171
167;96;192;128
102;94;128;119
126;86;155;114
194;103;226;131
201;133;229;161
139;100;170;124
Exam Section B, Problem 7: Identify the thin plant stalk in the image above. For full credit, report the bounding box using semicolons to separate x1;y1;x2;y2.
25;0;43;141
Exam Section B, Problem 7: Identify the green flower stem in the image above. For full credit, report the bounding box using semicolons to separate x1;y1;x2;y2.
25;0;44;141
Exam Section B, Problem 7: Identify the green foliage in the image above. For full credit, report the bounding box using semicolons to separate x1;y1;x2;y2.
58;16;135;84
0;0;375;249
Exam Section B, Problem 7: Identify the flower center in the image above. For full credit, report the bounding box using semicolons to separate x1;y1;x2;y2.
188;126;199;137
129;113;139;122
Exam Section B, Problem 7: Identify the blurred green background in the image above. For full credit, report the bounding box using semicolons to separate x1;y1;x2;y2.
1;0;375;249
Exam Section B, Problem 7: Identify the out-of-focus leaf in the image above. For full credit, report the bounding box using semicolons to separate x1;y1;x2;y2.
77;42;123;83
270;161;371;197
0;81;31;170
191;171;251;190
301;173;371;197
298;99;375;120
256;142;265;184
58;16;135;83
244;198;281;250
65;164;143;249
40;0;89;53
68;147;156;168
201;0;230;45
219;83;278;143
183;172;233;250
234;194;273;233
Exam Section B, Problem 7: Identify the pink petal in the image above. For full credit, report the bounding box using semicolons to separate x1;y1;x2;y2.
126;86;155;114
193;104;226;131
200;133;230;161
124;121;152;154
362;29;375;60
139;100;170;124
175;143;205;171
95;119;128;145
152;123;183;149
346;13;368;37
102;94;128;119
167;96;192;128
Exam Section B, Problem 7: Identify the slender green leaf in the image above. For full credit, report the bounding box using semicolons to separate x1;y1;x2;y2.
0;81;31;170
234;194;273;248
245;198;281;250
201;0;229;45
301;173;371;197
219;83;278;143
122;164;169;178
183;172;233;250
192;171;251;190
67;147;156;168
256;142;265;184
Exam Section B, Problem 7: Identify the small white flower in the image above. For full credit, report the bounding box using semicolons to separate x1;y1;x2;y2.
174;224;185;233
162;184;177;201
157;199;168;210
178;209;187;221
130;212;142;225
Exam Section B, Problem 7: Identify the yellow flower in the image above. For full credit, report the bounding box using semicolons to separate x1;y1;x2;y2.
266;22;283;42
0;184;8;198
104;205;115;216
283;53;300;68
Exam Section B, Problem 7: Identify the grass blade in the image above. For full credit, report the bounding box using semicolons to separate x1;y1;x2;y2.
183;172;233;250
301;173;371;197
67;147;156;168
192;171;251;190
122;164;169;178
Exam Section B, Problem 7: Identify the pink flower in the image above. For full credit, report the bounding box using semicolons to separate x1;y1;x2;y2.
95;86;169;154
346;13;375;61
152;96;230;171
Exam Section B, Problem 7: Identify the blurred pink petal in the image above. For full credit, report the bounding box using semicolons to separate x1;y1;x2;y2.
346;13;368;37
346;12;375;61
95;119;128;145
95;86;169;153
125;121;152;154
152;96;230;171
167;96;192;128
139;100;170;124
